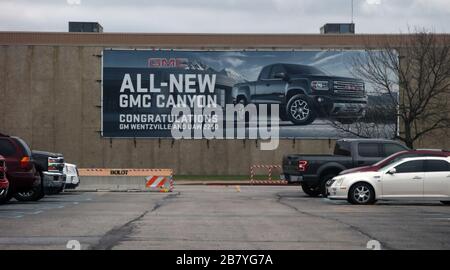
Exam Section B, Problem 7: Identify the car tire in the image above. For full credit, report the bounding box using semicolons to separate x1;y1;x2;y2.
301;183;321;197
50;185;64;195
348;182;376;205
0;190;13;204
13;171;45;202
320;174;336;198
286;94;316;125
279;107;289;121
441;201;450;205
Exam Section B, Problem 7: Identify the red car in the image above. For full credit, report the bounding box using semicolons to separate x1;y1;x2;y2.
0;133;42;203
0;155;8;202
340;149;450;175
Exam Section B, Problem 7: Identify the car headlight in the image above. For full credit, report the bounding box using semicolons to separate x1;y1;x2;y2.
334;177;345;186
311;81;330;91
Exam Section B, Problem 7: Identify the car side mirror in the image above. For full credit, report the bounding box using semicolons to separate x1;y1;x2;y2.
274;72;288;80
387;168;397;175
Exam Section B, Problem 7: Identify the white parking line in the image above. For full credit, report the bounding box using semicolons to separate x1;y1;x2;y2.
0;194;92;219
429;218;450;221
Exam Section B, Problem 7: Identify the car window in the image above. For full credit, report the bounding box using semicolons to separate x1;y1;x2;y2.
358;143;381;157
334;141;351;156
12;137;32;156
269;65;286;79
395;160;424;173
259;66;272;80
425;160;450;172
284;64;326;75
0;139;16;157
383;143;407;157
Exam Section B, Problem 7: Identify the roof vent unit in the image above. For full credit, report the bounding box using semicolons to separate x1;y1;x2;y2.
69;22;103;33
320;23;355;34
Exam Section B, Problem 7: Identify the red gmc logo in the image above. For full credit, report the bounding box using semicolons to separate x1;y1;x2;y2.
147;58;188;68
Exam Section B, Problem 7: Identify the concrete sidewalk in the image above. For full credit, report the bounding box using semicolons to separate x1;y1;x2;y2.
72;177;297;192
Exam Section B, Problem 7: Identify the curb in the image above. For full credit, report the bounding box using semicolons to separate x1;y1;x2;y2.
68;181;300;192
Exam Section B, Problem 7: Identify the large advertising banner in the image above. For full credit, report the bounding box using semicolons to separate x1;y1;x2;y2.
102;50;398;139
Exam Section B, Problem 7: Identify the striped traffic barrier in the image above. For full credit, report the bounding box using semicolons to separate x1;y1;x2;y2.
145;175;174;193
250;165;288;185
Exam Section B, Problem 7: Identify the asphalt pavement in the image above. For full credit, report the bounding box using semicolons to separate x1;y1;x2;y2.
0;186;449;250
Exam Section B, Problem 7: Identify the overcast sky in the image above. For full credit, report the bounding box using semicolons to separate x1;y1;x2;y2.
0;0;449;34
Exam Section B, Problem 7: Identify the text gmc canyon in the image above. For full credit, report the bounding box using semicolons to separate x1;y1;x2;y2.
232;63;367;125
282;139;408;197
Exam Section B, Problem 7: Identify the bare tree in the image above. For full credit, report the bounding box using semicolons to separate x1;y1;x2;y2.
332;29;450;149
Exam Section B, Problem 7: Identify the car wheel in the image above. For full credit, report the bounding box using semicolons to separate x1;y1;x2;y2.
320;174;336;198
441;201;450;205
0;189;13;204
348;182;376;205
286;94;316;125
13;172;45;202
0;187;7;197
301;183;321;197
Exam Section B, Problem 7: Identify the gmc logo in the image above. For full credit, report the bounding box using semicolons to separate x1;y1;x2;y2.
148;58;188;68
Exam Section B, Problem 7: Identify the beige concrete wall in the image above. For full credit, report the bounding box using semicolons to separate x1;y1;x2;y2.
0;45;338;175
1;45;448;175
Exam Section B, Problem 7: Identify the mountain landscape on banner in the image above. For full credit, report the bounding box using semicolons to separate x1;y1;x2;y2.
182;58;248;83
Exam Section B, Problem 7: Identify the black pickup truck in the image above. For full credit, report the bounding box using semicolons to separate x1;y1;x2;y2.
282;139;408;197
31;150;66;195
232;63;367;125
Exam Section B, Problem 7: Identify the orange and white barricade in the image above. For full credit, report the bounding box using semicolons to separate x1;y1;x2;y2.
250;165;287;185
145;175;174;192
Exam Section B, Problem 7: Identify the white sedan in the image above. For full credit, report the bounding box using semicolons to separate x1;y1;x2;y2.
328;156;450;205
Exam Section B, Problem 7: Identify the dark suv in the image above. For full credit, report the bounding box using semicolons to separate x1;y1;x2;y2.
0;133;43;203
232;63;367;125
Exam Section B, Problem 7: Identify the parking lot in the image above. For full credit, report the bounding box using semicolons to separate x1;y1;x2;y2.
0;185;449;250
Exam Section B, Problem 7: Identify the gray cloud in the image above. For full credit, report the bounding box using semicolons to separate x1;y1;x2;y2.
0;0;449;33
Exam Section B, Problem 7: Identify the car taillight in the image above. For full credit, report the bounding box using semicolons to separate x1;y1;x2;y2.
20;156;31;169
298;160;308;172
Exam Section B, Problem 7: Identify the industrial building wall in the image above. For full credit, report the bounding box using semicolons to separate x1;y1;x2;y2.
0;45;338;174
1;44;449;174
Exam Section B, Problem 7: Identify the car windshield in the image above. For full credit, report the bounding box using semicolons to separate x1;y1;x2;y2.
284;64;326;75
373;152;406;167
378;157;409;171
